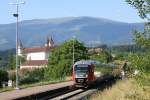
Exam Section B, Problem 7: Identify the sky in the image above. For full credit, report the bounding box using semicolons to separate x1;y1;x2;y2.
0;0;146;24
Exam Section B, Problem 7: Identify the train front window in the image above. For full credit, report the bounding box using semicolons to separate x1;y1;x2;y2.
75;64;88;74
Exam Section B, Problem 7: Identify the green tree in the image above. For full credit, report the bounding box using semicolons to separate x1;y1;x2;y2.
126;0;150;49
133;24;150;50
90;50;112;63
126;0;150;19
127;25;150;75
126;0;150;86
18;55;26;65
126;0;150;73
49;39;88;66
45;39;88;80
0;70;8;87
8;51;15;70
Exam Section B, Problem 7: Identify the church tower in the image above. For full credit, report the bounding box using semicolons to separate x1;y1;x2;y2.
45;36;54;48
18;40;23;56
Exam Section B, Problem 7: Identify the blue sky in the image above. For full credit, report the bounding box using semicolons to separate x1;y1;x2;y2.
0;0;146;24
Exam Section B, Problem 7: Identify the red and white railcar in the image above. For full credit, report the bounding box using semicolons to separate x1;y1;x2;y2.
72;60;96;87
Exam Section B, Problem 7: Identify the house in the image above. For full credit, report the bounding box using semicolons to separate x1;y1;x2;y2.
88;47;103;55
19;36;54;69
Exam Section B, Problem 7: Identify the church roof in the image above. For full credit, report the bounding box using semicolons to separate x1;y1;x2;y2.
21;60;48;66
23;47;52;53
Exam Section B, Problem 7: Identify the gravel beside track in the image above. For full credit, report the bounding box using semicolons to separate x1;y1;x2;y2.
0;81;73;100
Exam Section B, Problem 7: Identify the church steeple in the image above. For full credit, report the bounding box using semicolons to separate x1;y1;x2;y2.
45;36;54;48
49;36;54;47
18;40;23;56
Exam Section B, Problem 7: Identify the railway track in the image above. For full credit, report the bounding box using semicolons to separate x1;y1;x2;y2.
51;88;86;100
14;75;116;100
49;76;116;100
14;85;76;100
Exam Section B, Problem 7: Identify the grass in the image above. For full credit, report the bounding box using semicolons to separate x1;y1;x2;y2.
90;79;150;100
95;66;113;74
0;76;72;93
0;87;14;93
135;73;150;86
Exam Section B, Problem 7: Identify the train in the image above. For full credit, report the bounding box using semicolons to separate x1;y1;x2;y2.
72;60;121;87
72;60;95;87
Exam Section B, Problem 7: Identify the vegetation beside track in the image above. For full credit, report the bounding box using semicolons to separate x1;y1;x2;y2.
0;76;72;93
90;79;150;100
91;0;150;99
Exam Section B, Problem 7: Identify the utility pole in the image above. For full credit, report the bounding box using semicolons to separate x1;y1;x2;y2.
73;36;76;66
9;0;25;90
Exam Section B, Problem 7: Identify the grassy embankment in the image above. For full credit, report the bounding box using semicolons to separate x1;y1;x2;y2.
0;76;72;93
90;79;150;100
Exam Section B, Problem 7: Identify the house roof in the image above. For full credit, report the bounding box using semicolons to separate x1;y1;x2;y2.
23;47;52;53
21;60;48;66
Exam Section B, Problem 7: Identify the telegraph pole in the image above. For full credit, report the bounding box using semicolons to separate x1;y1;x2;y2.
9;0;25;90
73;36;76;65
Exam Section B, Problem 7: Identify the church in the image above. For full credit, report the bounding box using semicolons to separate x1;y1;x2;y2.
18;36;54;69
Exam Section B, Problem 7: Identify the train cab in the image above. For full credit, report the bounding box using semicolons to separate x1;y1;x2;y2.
72;60;95;87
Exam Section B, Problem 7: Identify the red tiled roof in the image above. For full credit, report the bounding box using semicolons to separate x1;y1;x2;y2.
23;47;52;53
21;60;48;66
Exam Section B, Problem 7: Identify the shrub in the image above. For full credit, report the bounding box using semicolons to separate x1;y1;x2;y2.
20;68;44;84
0;70;8;87
128;53;150;86
44;61;67;81
8;71;16;81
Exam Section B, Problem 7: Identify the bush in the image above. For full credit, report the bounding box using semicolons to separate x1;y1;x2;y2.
128;53;150;73
114;52;128;60
128;53;150;86
8;71;16;81
20;68;44;84
0;70;8;87
44;61;68;81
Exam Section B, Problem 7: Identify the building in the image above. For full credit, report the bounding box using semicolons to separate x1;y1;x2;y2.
19;36;54;69
88;47;103;55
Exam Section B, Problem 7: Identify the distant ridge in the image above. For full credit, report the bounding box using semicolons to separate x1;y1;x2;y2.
0;16;144;50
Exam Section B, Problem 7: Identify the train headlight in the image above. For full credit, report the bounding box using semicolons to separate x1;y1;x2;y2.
75;75;78;78
85;74;88;77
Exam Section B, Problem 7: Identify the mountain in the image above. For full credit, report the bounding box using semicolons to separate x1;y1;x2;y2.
0;16;144;50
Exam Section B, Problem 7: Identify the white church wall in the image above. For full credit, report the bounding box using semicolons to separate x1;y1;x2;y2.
18;49;22;56
20;65;47;69
26;52;47;60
